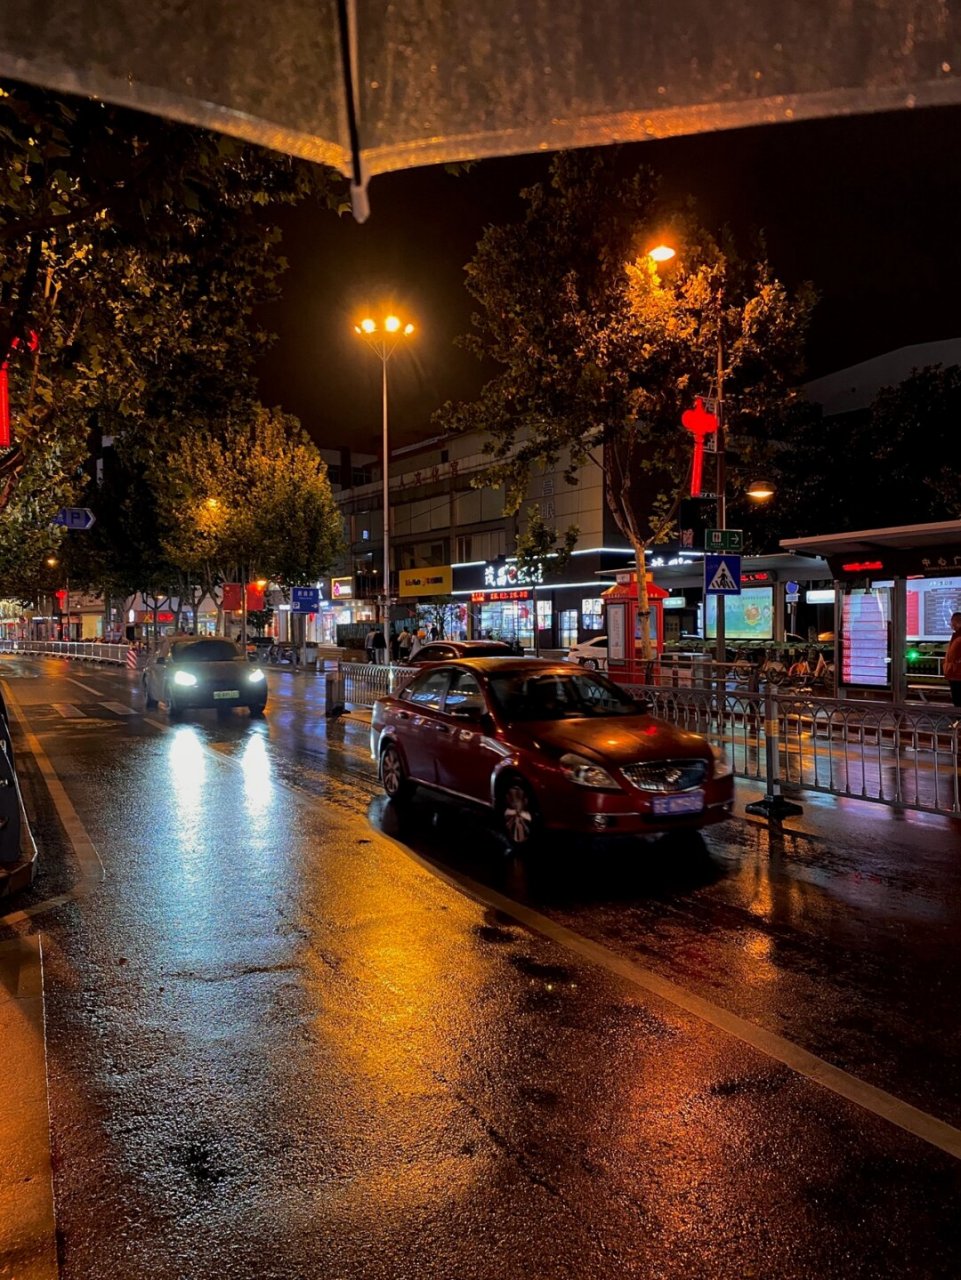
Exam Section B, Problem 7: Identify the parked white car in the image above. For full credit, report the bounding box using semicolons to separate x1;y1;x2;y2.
566;635;607;670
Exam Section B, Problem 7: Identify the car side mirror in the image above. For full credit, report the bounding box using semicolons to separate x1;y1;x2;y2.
634;695;653;713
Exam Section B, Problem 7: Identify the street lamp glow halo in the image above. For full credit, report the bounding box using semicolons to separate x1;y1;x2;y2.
746;479;776;501
648;243;677;263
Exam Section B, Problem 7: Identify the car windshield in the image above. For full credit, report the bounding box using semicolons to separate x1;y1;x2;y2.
487;670;643;721
170;639;240;662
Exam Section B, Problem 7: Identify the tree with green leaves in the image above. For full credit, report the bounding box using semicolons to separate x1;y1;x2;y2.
159;406;345;630
512;503;578;654
0;79;343;567
440;150;814;656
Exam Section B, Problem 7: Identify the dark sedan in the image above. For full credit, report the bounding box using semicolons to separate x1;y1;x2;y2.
143;636;268;719
370;658;734;851
406;639;515;665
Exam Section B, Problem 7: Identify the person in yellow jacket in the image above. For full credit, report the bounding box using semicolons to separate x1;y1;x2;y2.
945;611;961;713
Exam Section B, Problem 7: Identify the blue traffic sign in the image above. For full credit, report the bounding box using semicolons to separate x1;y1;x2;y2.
290;586;321;613
52;507;96;530
704;553;741;595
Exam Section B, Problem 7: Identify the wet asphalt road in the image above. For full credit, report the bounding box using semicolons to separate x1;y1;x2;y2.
3;655;961;1279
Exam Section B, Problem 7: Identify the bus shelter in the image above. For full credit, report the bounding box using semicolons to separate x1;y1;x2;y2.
780;519;961;704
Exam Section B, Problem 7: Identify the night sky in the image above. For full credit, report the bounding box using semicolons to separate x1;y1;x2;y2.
255;103;961;454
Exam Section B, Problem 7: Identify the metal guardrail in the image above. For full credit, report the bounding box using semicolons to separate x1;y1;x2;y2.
0;639;131;665
631;683;960;819
326;662;416;715
329;661;960;820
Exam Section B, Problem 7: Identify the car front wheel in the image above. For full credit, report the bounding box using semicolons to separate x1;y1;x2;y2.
582;657;599;670
381;744;414;802
498;775;540;853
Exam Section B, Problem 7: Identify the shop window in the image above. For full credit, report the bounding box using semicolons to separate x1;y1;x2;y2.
558;609;578;648
456;534;473;562
581;598;604;630
537;600;552;631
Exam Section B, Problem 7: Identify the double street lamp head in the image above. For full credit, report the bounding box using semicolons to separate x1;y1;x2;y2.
354;315;415;340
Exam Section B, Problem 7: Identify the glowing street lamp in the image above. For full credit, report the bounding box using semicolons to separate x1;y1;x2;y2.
353;313;416;624
746;479;775;502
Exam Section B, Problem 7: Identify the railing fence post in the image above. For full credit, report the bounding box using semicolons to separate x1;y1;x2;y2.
745;686;804;821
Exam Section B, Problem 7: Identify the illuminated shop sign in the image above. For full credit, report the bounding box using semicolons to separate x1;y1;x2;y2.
741;571;770;583
331;577;353;599
471;589;531;603
841;560;884;573
483;561;542;588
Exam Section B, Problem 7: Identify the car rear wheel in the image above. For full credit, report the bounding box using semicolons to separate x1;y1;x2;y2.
498;775;540;853
381;744;414;802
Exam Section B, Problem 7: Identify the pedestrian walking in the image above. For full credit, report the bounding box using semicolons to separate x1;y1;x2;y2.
945;611;961;719
409;629;426;659
364;626;376;664
371;628;387;664
397;627;412;661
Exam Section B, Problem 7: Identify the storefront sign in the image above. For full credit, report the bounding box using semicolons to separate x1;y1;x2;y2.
471;589;531;603
331;578;353;599
399;566;452;597
482;560;541;589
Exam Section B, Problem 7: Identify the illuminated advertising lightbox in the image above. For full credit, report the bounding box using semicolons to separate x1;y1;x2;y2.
705;587;773;640
840;587;891;687
906;577;961;641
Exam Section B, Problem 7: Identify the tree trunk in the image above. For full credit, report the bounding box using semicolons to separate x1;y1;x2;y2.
632;537;654;662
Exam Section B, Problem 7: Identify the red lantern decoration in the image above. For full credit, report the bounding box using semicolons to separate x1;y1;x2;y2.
680;397;719;497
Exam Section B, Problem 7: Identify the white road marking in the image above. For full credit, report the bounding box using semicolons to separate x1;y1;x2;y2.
101;701;134;716
3;683;106;883
52;703;84;719
67;677;102;695
381;833;961;1164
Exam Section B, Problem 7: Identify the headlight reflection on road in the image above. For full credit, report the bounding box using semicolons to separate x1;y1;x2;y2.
167;728;208;877
240;733;273;819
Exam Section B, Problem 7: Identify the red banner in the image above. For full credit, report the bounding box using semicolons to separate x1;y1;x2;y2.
221;582;242;610
245;582;265;612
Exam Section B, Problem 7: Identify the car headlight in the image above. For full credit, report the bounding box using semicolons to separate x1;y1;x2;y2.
173;670;197;687
248;668;266;683
710;744;733;778
559;753;620;790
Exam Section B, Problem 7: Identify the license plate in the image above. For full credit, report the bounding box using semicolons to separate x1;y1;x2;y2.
213;690;240;700
652;789;704;815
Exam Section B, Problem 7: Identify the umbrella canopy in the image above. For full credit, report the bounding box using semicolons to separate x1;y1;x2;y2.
2;0;959;218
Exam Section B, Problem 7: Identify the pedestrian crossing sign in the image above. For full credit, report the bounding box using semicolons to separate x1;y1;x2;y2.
704;553;741;595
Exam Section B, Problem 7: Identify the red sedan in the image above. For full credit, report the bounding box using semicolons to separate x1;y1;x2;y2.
370;658;734;851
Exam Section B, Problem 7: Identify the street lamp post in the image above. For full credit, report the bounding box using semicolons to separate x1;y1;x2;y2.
647;243;728;665
353;314;415;625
